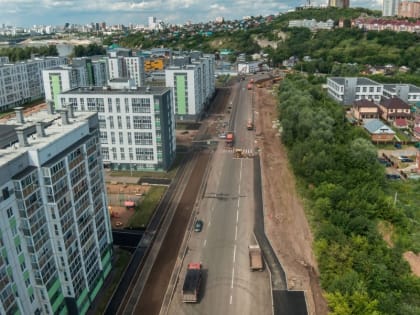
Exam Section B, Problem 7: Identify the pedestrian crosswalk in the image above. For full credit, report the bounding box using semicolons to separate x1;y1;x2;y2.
222;147;255;158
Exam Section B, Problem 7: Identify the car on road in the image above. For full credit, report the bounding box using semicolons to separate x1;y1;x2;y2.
194;220;204;232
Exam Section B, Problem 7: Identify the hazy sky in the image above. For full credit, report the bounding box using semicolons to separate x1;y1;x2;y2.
0;0;382;27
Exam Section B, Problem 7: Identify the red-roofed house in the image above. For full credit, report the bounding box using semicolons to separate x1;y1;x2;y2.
378;97;412;122
352;99;379;122
414;117;420;139
394;118;409;129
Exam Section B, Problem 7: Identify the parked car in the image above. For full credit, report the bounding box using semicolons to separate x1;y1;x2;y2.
386;174;401;180
194;220;204;232
400;158;414;163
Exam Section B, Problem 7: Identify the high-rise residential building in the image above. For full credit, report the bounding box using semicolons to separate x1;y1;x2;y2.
165;52;215;120
328;0;350;8
72;57;109;87
42;66;88;108
106;49;145;87
59;79;176;171
398;1;420;18
0;106;112;315
0;57;67;111
383;0;401;16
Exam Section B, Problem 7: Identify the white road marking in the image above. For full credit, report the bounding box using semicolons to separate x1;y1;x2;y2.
237;198;240;208
231;267;235;288
239;159;243;181
204;239;207;247
208;221;211;227
236;210;239;224
230;295;233;304
233;244;237;263
235;225;238;241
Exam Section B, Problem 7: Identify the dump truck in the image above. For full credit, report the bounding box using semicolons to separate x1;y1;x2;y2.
249;245;263;271
247;118;253;130
182;263;202;303
226;132;234;147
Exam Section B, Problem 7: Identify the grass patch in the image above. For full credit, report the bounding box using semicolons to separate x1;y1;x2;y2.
128;186;166;229
94;248;131;315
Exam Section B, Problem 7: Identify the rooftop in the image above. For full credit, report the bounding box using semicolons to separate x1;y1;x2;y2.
0;109;96;167
329;77;381;86
383;84;420;94
61;85;171;96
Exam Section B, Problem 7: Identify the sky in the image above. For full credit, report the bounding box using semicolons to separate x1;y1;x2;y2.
0;0;382;28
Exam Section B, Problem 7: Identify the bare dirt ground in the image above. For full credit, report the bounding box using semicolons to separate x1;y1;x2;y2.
404;252;420;277
255;85;328;315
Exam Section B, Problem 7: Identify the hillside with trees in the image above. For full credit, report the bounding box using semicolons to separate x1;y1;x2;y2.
278;75;420;314
0;45;58;62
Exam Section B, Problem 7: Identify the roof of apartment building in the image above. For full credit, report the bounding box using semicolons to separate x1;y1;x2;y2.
380;97;411;109
383;84;420;93
328;77;381;86
353;99;378;108
61;85;171;95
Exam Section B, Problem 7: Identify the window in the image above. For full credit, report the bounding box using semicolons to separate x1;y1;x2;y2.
134;132;153;145
99;117;106;129
97;98;104;112
126;117;131;129
87;98;96;111
116;98;121;113
101;148;109;160
132;98;151;113
108;98;113;112
120;148;125;160
119;132;124;145
135;148;154;161
111;132;116;145
133;116;152;129
117;116;122;129
129;148;133;161
112;148;117;160
6;207;13;218
109;117;114;129
99;131;107;144
127;132;132;145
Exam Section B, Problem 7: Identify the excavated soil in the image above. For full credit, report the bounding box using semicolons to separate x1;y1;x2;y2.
255;85;328;315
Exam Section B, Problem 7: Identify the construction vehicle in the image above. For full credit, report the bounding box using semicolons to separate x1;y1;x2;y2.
247;118;253;130
249;245;263;271
182;263;202;303
234;149;244;159
226;132;234;147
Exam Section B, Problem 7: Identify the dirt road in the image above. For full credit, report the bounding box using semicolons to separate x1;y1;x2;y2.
255;85;328;315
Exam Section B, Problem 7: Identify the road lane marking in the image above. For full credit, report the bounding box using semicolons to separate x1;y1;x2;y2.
208;221;211;227
204;239;207;247
237;198;240;208
235;225;238;241
236;210;239;224
233;244;237;263
230;295;233;304
231;267;235;288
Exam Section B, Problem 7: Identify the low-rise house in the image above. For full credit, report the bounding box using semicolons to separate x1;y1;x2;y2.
352;99;379;122
394;118;409;129
378;97;412;122
413;116;420;139
364;119;395;142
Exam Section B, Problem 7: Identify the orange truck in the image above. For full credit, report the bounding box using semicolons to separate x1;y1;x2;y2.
226;132;234;147
182;263;202;303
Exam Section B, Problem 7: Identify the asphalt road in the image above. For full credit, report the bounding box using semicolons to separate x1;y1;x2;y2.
168;78;272;315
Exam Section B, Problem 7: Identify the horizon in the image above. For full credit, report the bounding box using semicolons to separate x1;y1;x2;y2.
0;0;382;28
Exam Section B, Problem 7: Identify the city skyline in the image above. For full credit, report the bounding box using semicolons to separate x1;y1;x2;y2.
1;0;382;28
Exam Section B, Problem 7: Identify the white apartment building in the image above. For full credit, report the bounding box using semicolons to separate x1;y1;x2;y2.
43;66;88;109
383;84;420;104
0;107;112;315
107;49;145;87
383;0;401;16
327;77;384;105
165;53;215;120
0;57;67;111
0;56;9;64
59;80;176;171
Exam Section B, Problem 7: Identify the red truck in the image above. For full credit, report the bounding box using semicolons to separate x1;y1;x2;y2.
225;132;234;147
182;263;202;303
